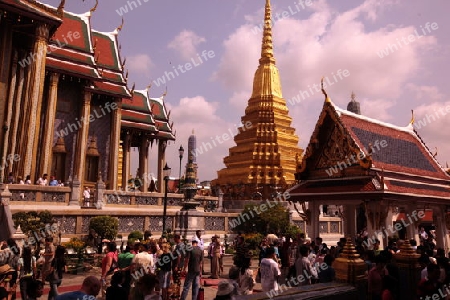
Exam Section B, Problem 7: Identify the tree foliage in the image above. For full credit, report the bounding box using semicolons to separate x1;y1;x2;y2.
89;216;118;240
12;210;55;236
128;230;143;241
231;203;301;237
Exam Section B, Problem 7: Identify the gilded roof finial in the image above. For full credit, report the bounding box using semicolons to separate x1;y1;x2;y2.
259;0;275;64
57;0;65;15
351;91;356;102
90;0;99;13
321;77;331;103
116;17;124;32
410;109;415;125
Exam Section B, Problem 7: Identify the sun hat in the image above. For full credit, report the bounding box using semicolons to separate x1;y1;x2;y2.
216;280;234;296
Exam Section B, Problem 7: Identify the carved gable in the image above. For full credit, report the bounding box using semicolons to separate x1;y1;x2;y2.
316;124;355;169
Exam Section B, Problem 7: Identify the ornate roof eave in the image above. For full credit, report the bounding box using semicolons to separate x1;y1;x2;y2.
0;0;63;22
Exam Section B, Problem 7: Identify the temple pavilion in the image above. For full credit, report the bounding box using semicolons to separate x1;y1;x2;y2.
288;88;450;250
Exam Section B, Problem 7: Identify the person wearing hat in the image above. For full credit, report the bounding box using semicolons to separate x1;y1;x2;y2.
214;280;235;300
180;239;203;300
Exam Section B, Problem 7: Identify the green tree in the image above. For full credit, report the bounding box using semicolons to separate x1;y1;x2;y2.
12;210;55;236
232;203;300;237
128;230;143;241
89;216;118;241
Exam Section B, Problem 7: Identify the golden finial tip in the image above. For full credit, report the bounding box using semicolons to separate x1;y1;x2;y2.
321;77;330;103
410;109;415;125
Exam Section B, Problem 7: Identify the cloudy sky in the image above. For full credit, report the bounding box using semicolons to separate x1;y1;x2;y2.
44;0;450;182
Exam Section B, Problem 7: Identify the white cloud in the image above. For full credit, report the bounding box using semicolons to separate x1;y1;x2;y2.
167;30;206;61
126;54;153;77
165;96;239;181
213;0;438;150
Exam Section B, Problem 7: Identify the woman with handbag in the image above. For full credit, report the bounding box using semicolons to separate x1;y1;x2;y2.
17;246;36;300
47;245;66;300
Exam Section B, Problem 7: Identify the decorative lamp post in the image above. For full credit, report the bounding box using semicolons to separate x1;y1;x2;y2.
162;163;171;237
178;145;184;193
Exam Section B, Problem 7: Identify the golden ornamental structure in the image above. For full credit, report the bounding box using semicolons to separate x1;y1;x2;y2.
214;0;303;200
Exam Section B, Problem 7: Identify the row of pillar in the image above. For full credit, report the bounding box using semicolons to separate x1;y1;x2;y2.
0;20;123;190
120;134;168;193
306;201;449;253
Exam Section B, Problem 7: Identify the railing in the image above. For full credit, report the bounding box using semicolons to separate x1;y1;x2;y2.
8;184;71;204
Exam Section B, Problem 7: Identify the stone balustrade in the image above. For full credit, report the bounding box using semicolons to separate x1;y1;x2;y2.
8;184;71;204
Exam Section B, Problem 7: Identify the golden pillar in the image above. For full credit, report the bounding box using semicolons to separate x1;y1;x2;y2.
393;239;420;300
157;140;167;193
0;16;13;169
8;55;25;175
121;134;131;191
40;72;60;176
23;23;50;180
138;138;149;192
108;101;121;190
73;90;92;183
1;50;17;178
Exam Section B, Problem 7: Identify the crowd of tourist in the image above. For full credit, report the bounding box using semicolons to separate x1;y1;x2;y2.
1;226;447;299
5;173;64;187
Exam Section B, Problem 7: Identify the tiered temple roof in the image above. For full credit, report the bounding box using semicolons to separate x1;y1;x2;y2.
44;4;174;139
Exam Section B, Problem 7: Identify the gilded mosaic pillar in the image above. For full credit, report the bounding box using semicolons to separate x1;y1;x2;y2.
121;134;131;191
108;101;121;190
0;16;13;165
23;23;50;180
73;90;92;184
8;56;25;174
40;72;60;176
344;204;357;240
1;50;17;178
138;138;149;192
157;140;167;193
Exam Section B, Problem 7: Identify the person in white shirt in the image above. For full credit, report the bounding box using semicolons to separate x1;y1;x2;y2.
83;187;91;206
295;245;313;286
259;246;281;292
36;174;48;186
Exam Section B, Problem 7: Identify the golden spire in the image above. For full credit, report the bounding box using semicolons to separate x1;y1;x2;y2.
251;0;282;98
410;109;415;125
260;0;275;64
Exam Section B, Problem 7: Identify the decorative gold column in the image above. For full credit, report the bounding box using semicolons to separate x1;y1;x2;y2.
108;100;121;190
40;72;60;176
345;204;357;239
73;90;92;183
0;16;13;163
157;140;167;193
138;137;149;192
8;57;25;174
1;50;17;178
23;23;50;179
121;134;131;191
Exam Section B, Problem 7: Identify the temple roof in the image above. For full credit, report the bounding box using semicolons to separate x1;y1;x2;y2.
46;10;130;98
121;90;157;133
336;105;448;180
0;0;62;23
291;97;450;202
150;96;175;140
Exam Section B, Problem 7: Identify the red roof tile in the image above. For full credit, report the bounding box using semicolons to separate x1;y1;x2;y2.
339;112;449;180
91;81;130;98
91;31;120;71
51;12;92;53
